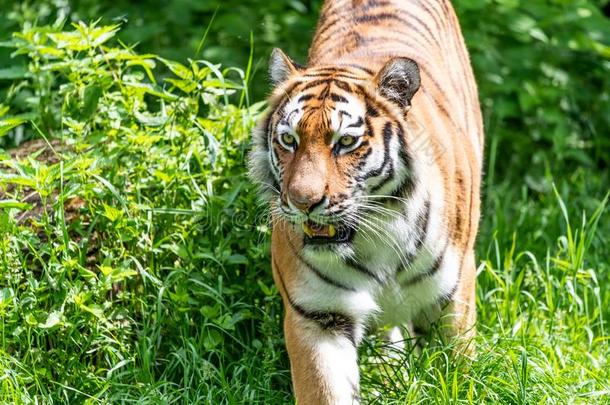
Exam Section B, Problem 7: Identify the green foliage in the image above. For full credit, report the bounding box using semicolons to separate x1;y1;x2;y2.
0;0;323;105
1;22;289;402
0;0;609;403
457;0;610;178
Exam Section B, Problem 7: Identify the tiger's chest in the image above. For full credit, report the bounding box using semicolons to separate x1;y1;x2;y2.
353;212;449;324
299;196;457;327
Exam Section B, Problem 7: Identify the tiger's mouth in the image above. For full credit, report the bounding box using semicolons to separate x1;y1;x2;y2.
302;220;354;244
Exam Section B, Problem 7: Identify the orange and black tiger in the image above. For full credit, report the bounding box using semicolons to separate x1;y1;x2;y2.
248;0;483;403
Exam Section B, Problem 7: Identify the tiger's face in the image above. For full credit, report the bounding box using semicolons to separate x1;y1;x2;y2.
249;49;420;247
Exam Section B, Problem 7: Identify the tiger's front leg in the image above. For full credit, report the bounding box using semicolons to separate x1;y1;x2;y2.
271;231;372;404
284;307;361;404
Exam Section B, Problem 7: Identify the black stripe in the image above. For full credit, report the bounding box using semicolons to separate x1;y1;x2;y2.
389;125;416;199
402;247;446;287
344;257;383;284
272;96;296;123
413;325;428;336
303;69;364;80
362;0;393;10
365;103;379;117
317;84;331;100
263;126;281;194
330;93;348;103
274;81;300;106
312;15;342;42
273;256;357;344
330;79;354;90
414;0;446;30
261;114;273;151
370;160;394;193
302;78;332;90
270;144;281;171
360;122;393;180
355;13;409;24
272;178;281;195
347;117;364;128
364;116;374;137
303;67;352;75
313;1;394;43
294;306;357;345
356;10;441;49
370;123;412;194
437;283;458;308
287;238;355;291
339;110;353;119
342;63;375;75
356;147;373;170
414;0;445;40
390;175;415;200
316;14;414;47
298;94;314;102
414;200;430;251
333;79;353;92
356;84;394;117
399;10;442;47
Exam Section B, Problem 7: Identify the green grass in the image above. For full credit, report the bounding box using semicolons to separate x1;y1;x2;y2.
1;17;609;405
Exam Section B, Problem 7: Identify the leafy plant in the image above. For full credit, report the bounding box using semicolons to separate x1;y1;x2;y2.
1;22;290;402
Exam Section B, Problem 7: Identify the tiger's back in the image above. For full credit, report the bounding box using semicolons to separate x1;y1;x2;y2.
309;0;484;247
248;1;483;403
310;0;483;147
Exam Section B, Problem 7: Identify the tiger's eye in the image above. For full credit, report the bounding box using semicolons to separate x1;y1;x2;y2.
281;133;296;147
339;135;356;147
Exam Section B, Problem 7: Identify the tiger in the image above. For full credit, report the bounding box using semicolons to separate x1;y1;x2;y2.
248;0;483;403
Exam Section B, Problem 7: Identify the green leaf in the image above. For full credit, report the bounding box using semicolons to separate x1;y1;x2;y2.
0;66;29;80
109;267;138;282
82;84;103;119
0;288;14;305
38;311;62;329
0;118;26;137
201;304;221;319
159;58;193;80
226;254;248;265
90;24;120;46
0;200;33;210
164;78;198;94
122;81;179;100
203;329;223;350
0;175;37;188
102;204;124;222
134;110;169;127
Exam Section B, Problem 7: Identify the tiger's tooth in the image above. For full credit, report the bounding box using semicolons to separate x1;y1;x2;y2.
302;222;313;237
328;225;336;237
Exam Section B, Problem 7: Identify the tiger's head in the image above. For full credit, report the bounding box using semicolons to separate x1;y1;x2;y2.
249;48;421;248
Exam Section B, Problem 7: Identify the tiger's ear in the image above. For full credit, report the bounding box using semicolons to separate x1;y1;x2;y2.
269;48;301;86
375;57;421;109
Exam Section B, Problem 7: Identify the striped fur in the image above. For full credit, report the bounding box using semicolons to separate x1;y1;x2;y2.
248;0;483;403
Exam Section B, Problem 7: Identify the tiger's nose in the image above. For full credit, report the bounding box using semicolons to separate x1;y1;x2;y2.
287;191;326;213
